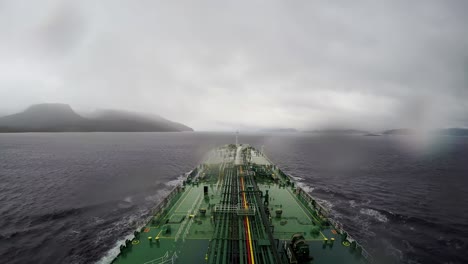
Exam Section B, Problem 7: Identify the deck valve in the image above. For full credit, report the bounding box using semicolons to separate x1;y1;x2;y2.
275;209;283;218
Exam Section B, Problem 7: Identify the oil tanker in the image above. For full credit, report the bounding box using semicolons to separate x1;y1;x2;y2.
110;144;372;264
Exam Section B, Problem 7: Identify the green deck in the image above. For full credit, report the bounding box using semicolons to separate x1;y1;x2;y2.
112;145;371;264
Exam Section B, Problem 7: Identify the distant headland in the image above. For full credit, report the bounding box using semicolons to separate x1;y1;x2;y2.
0;103;193;132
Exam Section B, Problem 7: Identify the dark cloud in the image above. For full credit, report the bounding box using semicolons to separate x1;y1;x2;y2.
0;0;467;130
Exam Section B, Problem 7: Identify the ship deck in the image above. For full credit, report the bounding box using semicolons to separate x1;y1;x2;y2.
112;145;371;264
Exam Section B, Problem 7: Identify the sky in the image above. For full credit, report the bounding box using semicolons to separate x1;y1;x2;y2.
0;0;467;131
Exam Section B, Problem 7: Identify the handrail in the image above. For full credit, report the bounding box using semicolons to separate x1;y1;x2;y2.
258;149;375;264
143;251;168;264
213;203;256;215
143;251;178;264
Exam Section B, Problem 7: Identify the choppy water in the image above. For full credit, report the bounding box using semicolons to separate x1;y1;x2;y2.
0;132;467;264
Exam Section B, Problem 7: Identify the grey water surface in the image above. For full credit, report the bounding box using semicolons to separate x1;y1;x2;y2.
0;132;467;264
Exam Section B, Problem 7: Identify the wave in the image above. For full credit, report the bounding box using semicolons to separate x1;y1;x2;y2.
28;207;84;225
314;197;334;211
95;210;149;264
288;174;303;181
165;172;188;187
360;208;389;223
296;181;315;193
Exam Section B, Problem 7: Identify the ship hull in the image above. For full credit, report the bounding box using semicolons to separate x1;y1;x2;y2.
111;144;372;264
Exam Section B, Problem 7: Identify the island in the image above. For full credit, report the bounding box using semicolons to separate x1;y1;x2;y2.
0;103;193;132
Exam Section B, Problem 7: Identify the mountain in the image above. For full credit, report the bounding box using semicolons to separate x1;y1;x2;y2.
436;128;468;136
363;133;381;136
0;104;87;132
382;128;468;136
382;128;415;135
88;109;193;132
0;104;193;132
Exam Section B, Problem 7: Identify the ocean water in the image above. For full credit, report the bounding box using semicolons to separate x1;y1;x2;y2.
0;132;467;264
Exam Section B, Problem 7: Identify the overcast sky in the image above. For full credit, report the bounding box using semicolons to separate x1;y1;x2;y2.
0;0;467;131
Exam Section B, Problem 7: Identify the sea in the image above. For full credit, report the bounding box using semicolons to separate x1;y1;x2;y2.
0;132;467;264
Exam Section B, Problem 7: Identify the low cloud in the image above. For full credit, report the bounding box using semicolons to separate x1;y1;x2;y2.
1;0;467;130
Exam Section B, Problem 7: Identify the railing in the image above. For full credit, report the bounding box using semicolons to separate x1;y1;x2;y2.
345;231;373;263
188;194;203;214
133;184;181;229
132;166;205;230
181;194;204;242
173;219;185;242
287;184;374;263
327;218;343;233
293;186;374;263
361;248;373;262
174;193;204;242
296;187;330;217
213;204;237;213
143;251;178;264
213;204;256;216
236;207;256;216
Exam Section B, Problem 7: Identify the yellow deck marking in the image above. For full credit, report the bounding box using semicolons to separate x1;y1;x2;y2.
246;217;255;264
155;230;163;239
319;232;326;239
240;173;255;264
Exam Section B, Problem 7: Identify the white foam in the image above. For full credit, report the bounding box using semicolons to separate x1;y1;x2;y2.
289;175;303;181
360;208;388;223
95;212;147;264
95;232;135;264
118;197;133;209
92;216;105;224
315;198;334;210
298;184;315;194
294;182;333;211
165;173;186;187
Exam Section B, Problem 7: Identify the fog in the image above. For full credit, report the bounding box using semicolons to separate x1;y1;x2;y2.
0;0;467;131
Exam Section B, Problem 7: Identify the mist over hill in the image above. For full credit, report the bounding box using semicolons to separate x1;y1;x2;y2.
304;129;369;135
0;104;193;132
259;128;298;133
302;128;468;136
382;128;468;136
